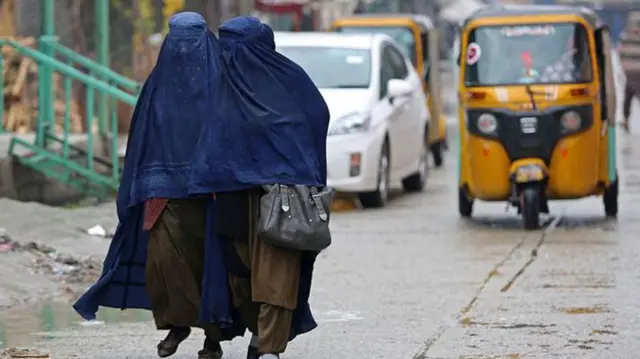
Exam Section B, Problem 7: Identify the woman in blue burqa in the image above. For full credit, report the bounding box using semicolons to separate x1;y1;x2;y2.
188;16;330;359
73;12;329;359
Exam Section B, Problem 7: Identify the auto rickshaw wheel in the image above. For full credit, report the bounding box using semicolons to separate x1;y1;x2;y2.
431;141;444;167
521;187;541;230
458;187;473;217
603;176;618;217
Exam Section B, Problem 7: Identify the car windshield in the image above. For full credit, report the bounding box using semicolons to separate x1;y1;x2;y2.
464;23;593;86
277;46;371;88
334;26;417;66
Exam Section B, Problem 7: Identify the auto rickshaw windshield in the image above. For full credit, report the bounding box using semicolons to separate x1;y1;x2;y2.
463;22;593;86
334;26;418;66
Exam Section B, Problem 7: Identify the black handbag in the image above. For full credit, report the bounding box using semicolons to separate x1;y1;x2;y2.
258;184;335;251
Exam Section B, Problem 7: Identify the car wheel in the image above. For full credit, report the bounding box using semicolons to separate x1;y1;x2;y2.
359;140;390;208
431;141;444;167
402;132;429;192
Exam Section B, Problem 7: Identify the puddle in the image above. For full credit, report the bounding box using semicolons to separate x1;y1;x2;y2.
0;299;151;349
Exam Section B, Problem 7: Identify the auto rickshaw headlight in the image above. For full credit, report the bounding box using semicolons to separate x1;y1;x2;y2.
477;113;498;134
561;111;582;132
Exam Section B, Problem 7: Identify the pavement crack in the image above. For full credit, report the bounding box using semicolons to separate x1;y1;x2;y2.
500;212;564;292
413;222;535;358
461;232;530;314
412;210;565;359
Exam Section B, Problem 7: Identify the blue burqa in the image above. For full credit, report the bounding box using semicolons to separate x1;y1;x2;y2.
188;16;330;339
73;14;326;342
187;16;330;339
73;12;242;337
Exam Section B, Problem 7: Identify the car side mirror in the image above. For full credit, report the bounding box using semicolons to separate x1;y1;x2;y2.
387;79;413;102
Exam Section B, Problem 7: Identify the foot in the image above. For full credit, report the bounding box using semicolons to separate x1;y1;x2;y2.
198;338;223;359
246;345;259;359
157;327;191;358
621;121;630;133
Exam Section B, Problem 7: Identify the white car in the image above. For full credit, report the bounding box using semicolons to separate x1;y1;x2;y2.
275;32;431;208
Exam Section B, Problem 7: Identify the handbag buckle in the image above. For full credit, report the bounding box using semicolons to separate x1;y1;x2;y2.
310;187;328;221
280;184;291;212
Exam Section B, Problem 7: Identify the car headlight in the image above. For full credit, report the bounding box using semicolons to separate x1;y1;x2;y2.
560;110;582;133
328;113;371;136
477;113;498;134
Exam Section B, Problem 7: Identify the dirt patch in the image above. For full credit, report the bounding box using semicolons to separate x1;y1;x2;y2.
0;348;50;358
560;306;611;315
591;329;618;336
0;230;103;307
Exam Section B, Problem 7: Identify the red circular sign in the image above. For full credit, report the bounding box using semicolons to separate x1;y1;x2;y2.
466;43;481;65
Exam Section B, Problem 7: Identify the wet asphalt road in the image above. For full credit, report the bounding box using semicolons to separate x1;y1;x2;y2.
0;125;638;359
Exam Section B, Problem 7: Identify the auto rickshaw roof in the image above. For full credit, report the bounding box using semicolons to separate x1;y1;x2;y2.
464;4;603;28
333;13;434;31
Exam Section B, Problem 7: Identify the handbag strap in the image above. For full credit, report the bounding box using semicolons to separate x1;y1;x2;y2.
310;186;328;221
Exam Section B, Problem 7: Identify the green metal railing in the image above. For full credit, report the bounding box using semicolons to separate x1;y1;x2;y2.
0;38;139;195
43;38;141;92
39;36;141;139
0;37;142;133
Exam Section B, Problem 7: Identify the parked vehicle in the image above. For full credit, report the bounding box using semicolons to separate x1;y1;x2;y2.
456;5;619;230
329;14;449;167
275;32;431;208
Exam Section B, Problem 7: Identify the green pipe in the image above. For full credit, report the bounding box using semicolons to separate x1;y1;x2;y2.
95;0;110;135
86;84;95;171
63;60;73;161
41;0;55;36
111;101;119;182
39;0;56;147
95;0;110;70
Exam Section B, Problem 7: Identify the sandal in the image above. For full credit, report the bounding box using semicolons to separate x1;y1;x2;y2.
197;337;223;359
157;327;191;358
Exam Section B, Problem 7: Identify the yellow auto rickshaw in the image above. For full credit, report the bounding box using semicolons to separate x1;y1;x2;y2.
457;5;618;230
330;14;449;167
